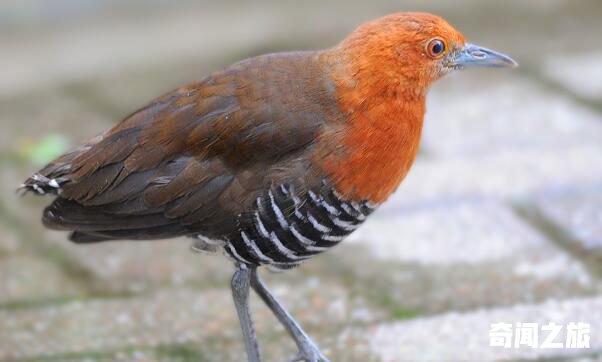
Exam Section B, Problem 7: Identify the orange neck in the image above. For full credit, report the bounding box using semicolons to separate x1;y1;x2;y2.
320;52;427;204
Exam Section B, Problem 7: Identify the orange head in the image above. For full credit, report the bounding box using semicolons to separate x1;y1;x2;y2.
321;13;517;204
332;12;517;98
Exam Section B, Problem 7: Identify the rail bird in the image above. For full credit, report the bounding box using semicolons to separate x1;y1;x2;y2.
22;12;516;362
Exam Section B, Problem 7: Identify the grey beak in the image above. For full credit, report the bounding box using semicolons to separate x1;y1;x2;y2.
449;43;518;69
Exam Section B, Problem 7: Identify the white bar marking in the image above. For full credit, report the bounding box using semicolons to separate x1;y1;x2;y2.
196;234;226;246
307;213;331;233
225;244;253;265
268;232;309;261
290;225;329;252
330;216;360;231
255;212;270;239
322;234;347;242
308;190;340;216
269;190;288;229
241;231;276;264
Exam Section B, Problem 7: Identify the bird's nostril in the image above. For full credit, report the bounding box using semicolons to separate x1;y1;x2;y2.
472;50;487;59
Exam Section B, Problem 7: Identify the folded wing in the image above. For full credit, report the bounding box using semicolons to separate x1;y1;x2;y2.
23;52;332;242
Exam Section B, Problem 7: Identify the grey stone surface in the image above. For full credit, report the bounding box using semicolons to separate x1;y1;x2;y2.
352;200;582;269
0;92;108;153
0;289;234;361
533;187;602;279
321;244;597;317
339;296;602;362
0;6;285;99
0;221;20;255
424;74;602;157
383;144;602;209
331;200;597;315
44;237;234;293
0;282;383;362
544;52;602;100
535;188;602;253
0;255;83;305
4;0;602;100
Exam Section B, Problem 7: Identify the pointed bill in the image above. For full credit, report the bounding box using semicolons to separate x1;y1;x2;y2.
447;43;518;69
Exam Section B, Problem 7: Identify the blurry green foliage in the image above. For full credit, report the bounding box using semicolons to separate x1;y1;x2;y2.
19;134;70;165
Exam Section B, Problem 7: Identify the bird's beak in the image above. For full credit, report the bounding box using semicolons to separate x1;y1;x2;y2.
447;43;518;69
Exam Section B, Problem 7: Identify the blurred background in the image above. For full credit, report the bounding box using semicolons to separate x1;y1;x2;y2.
1;0;601;361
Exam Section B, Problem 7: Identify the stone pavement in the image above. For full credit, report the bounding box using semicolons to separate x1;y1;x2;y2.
1;0;601;361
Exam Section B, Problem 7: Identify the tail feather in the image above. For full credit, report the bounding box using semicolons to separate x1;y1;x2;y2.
42;198;177;232
20;144;91;196
21;173;66;195
68;224;190;243
69;231;111;243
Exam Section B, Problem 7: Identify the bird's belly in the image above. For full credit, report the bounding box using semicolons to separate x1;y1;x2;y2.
212;183;376;269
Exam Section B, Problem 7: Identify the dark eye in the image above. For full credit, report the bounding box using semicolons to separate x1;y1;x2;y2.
426;38;447;58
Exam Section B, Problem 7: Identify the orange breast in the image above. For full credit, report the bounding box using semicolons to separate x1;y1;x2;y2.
321;96;425;204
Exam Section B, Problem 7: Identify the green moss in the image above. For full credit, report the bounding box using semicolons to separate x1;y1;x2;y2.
27;344;207;362
390;306;420;320
154;345;208;362
0;291;135;312
377;294;420;320
18;134;70;166
0;297;82;311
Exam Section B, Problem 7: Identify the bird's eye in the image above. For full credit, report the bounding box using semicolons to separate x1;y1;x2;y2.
426;38;447;59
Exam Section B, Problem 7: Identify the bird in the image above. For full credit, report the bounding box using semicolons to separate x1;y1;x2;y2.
21;12;516;362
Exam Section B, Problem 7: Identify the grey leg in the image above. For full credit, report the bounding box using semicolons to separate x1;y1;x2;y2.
249;269;330;362
231;267;262;362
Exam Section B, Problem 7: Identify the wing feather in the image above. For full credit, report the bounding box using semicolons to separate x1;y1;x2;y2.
24;52;336;241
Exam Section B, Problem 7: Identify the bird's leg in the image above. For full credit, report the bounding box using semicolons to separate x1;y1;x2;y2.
231;266;262;362
249;269;330;362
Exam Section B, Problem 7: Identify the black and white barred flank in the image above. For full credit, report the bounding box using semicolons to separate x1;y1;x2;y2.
211;184;376;269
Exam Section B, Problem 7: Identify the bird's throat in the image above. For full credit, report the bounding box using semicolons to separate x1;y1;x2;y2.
323;94;425;204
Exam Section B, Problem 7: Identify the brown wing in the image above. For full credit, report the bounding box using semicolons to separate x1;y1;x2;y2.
24;51;338;242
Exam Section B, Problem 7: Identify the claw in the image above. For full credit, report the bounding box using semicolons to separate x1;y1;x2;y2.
288;345;330;362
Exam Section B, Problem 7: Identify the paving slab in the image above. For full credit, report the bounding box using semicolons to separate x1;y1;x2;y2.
0;92;109;153
0;289;234;361
535;188;602;252
31;345;212;362
0;221;21;255
424;74;602;157
544;52;602;100
0;282;385;362
337;296;602;362
533;187;602;277
0;4;303;99
353;200;565;265
383;144;602;210
45;237;236;293
0;255;83;306
0;188;235;296
334;200;597;314
6;0;599;101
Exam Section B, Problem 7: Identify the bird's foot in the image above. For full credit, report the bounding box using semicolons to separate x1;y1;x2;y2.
288;340;330;362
